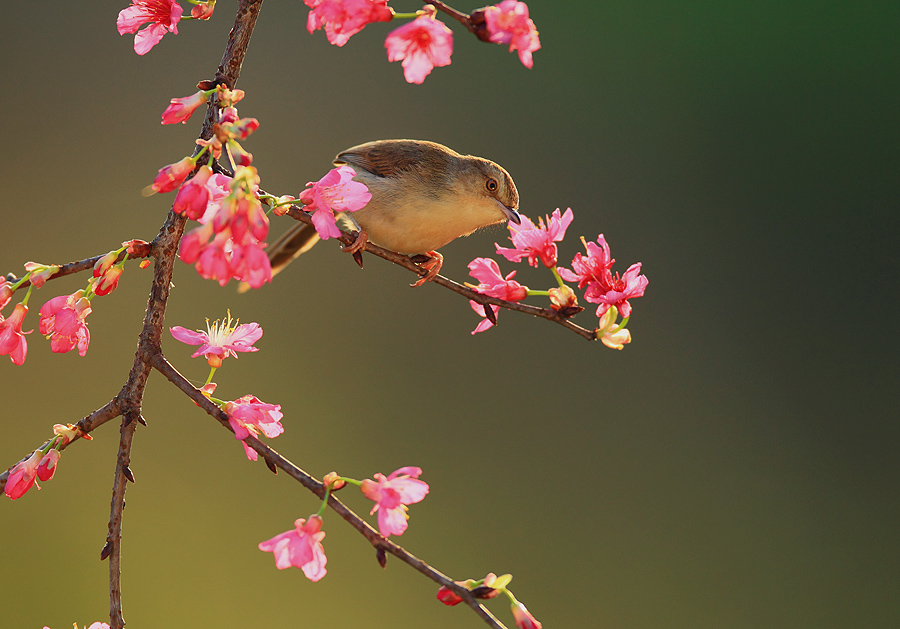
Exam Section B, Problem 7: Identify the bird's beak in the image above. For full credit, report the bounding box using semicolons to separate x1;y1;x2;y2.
500;203;522;225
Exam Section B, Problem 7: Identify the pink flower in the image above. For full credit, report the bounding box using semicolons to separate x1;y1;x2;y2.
36;450;60;482
170;313;262;368
360;466;429;537
0;303;30;365
39;293;92;356
23;262;59;288
194;234;234;286
258;515;327;581
511;602;542;629
468;257;528;301
161;90;208;125
173;165;213;220
437;586;464;606
467;257;528;334
484;1;541;68
5;451;42;500
151;156;194;193
222;394;284;461
385;14;453;84
93;266;124;297
496;207;573;268
305;0;393;46
469;301;501;335
298;166;372;240
0;281;13;311
558;235;648;318
190;0;215;20
117;0;183;55
230;241;272;289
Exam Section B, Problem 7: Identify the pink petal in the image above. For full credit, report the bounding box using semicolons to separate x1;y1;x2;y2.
133;23;168;55
169;326;209;346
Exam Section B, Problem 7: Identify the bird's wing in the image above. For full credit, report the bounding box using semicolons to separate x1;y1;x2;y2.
334;140;455;178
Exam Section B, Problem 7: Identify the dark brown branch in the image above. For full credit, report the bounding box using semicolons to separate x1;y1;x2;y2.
105;411;140;629
151;352;507;629
427;1;492;43
282;206;597;341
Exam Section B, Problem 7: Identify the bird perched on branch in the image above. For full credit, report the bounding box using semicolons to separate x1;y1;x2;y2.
266;139;522;287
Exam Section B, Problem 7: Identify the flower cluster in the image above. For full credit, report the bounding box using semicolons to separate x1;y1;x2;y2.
5;424;86;500
258;466;429;581
465;208;648;347
302;1;539;84
151;86;273;289
0;243;146;365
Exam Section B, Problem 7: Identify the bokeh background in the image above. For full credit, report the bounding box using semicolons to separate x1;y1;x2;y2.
2;1;898;627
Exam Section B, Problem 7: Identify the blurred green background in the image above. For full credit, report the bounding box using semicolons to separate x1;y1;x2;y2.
2;1;898;627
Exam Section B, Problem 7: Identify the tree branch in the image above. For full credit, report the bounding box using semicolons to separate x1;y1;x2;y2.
281;205;598;340
150;352;508;629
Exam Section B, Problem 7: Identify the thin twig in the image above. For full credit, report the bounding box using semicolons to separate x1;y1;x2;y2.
282;206;597;340
0;399;121;493
3;245;152;288
151;352;507;629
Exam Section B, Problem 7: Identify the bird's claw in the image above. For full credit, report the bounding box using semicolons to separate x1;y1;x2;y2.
410;251;443;287
342;229;368;255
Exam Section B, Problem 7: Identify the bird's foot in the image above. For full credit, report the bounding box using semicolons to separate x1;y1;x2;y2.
410;251;443;287
341;229;368;254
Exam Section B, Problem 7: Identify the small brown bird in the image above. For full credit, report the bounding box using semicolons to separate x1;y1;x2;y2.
266;139;521;286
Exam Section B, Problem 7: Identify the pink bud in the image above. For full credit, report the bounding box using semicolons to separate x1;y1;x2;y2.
93;250;120;278
173;165;214;220
151;157;194;194
36;450;60;482
161;90;209;125
0;281;13;310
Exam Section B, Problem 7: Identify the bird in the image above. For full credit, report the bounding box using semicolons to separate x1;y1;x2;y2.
266;139;522;287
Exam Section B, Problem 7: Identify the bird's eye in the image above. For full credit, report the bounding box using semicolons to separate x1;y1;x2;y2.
486;178;499;192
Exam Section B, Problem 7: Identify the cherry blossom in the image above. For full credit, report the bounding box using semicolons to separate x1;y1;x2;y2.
170;313;262;368
4;451;42;500
360;466;429;536
558;235;648;318
385;14;453;84
0;303;30;365
151;157;194;194
467;257;528;334
36;450;60;482
305;0;393;47
117;0;183;55
496;207;574;268
511;602;542;629
0;281;13;310
298;166;371;240
258;515;327;581
161;90;208;125
484;1;541;68
222;394;284;461
39;293;92;356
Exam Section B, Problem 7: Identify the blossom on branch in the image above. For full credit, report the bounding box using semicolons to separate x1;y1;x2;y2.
467;257;528;334
305;0;393;47
258;515;327;581
222;394;284;461
151;156;194;194
385;13;453;84
4;450;42;500
161;90;208;125
0;303;30;365
170;313;263;368
484;1;541;68
558;235;648;318
117;0;183;55
496;207;573;268
511;602;542;629
298;166;372;240
39;293;92;356
0;281;13;311
360;466;429;537
36;450;60;482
